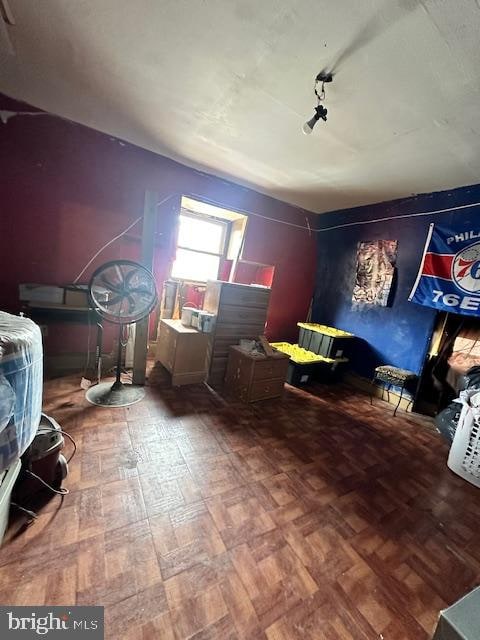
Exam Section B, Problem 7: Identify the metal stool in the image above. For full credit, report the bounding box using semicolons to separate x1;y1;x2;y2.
370;365;417;416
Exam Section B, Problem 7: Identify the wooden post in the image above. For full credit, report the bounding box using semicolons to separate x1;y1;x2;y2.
132;190;157;385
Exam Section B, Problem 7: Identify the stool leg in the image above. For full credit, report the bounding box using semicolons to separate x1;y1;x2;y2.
394;385;404;417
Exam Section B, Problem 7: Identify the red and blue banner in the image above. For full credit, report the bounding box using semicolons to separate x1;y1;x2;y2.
409;222;480;315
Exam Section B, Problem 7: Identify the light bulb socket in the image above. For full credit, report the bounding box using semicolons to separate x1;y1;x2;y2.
303;105;328;134
313;105;328;122
315;71;333;83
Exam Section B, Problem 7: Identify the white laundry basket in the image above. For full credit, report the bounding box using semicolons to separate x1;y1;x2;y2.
447;390;480;488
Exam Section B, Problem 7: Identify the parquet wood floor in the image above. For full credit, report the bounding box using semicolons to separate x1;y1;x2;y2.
1;363;479;639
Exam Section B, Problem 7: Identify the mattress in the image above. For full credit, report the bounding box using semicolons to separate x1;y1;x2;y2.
0;312;42;473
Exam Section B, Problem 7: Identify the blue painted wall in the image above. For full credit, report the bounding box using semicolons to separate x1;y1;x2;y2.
312;183;480;378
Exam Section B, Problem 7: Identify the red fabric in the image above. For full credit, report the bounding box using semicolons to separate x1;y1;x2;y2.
422;253;454;279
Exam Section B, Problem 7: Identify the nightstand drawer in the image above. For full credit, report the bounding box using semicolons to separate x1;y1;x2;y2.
253;358;289;381
249;378;285;402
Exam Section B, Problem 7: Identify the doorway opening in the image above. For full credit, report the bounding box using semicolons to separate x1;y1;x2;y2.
415;312;480;416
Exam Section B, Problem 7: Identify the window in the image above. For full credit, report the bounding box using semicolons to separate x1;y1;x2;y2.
171;212;227;282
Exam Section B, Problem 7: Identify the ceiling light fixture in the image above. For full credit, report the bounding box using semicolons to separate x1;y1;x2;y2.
302;71;333;135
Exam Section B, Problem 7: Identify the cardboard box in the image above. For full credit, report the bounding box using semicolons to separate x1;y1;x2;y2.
19;284;64;304
64;287;89;307
433;585;480;639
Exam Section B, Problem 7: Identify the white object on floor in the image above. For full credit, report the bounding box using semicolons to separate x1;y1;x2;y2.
448;390;480;488
0;459;21;545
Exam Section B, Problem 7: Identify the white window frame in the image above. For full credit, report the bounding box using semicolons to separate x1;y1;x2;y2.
171;210;229;282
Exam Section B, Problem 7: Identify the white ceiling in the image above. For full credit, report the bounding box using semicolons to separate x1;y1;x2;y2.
1;0;479;214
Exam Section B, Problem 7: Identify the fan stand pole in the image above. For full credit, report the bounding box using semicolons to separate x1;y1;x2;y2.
85;323;146;407
111;325;124;391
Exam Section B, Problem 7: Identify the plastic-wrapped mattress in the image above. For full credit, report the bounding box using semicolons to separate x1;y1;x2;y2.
0;312;42;473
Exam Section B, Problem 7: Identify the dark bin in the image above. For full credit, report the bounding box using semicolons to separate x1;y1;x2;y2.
320;335;351;359
308;331;324;355
297;323;355;359
314;358;349;383
298;326;312;351
286;361;317;386
286;358;349;386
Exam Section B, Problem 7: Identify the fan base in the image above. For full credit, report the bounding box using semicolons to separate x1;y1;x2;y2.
85;381;146;407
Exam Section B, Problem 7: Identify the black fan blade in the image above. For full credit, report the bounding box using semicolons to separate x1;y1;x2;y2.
102;294;126;308
100;274;123;295
126;294;137;314
124;266;142;286
127;286;153;296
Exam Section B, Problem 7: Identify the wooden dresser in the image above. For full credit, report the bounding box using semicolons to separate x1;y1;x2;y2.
224;346;290;402
156;319;208;386
203;281;271;387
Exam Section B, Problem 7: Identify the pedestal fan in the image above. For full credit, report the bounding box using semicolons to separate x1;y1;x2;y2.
85;259;157;407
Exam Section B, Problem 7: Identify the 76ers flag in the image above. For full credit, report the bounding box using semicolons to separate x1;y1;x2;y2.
409;222;480;316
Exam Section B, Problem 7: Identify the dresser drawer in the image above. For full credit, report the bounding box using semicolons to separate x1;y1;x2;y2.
214;322;266;338
253;358;289;381
249;378;285;402
217;305;267;325
220;285;270;309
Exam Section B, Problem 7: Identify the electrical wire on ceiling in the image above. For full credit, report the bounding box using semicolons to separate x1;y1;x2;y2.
72;216;142;283
187;191;315;231
5;107;476;233
234;210;313;231
316;201;480;233
1;110;314;232
0;110;49;124
188;194;480;234
71;193;178;283
75;197;480;245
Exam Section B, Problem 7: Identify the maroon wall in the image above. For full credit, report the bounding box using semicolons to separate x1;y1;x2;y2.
0;94;317;355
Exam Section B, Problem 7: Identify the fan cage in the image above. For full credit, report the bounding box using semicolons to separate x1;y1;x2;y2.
88;259;158;324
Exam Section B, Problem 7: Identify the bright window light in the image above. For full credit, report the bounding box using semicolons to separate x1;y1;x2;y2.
177;215;224;253
171;213;226;282
171;249;220;281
